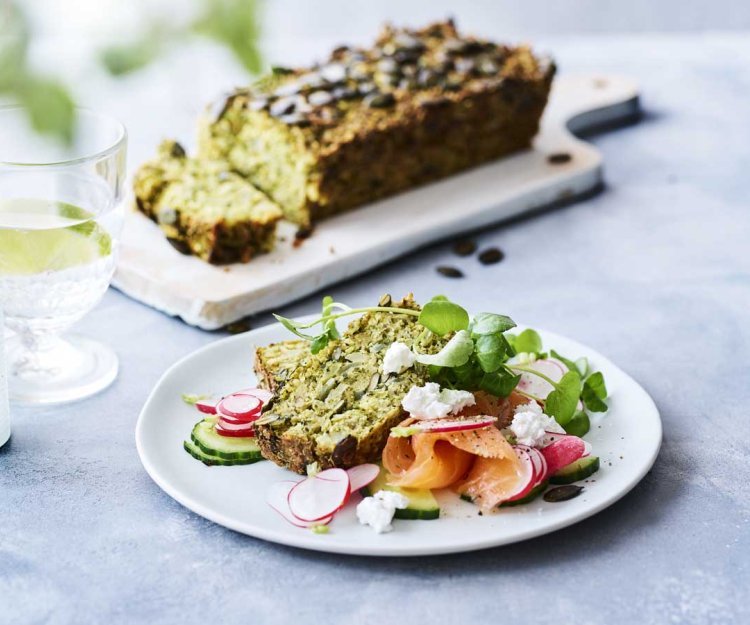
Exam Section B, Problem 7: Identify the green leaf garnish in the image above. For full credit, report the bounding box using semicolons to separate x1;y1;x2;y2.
543;370;582;425
182;393;208;405
474;333;510;373
479;368;521;397
508;329;543;355
582;372;608;412
418;298;469;336
470;312;516;336
390;426;421;438
413;330;473;367
564;411;591;437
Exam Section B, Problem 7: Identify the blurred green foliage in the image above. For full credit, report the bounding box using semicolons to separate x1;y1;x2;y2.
0;1;76;144
0;0;263;145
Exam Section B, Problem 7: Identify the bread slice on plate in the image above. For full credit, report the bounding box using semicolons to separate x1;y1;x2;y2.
254;339;309;394
254;295;444;474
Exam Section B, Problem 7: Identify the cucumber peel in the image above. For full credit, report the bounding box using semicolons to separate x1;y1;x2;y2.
550;456;600;484
361;469;440;520
183;440;260;466
185;418;265;465
500;481;548;507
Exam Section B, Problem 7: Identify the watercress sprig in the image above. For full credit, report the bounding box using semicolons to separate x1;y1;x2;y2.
274;295;608;437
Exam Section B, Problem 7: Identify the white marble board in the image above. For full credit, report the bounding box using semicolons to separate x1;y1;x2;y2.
113;74;639;329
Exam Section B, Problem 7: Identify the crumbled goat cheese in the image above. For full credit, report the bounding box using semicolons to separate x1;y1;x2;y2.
401;382;476;420
356;490;410;533
510;401;565;447
382;341;417;375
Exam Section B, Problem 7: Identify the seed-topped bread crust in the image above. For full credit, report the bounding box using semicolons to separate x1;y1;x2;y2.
199;20;555;226
254;295;445;474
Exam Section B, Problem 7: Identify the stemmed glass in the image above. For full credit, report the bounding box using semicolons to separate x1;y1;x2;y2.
0;106;127;404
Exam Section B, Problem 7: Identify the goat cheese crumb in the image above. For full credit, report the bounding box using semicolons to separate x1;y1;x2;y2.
382;341;417;375
401;382;475;420
356;490;410;533
510;401;565;447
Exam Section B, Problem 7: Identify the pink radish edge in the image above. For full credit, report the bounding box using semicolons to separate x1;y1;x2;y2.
287;468;351;522
216;394;262;419
346;464;380;492
267;481;333;528
195;399;218;415
504;447;537;502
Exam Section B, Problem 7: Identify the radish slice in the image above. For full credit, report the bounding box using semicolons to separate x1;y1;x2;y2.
216;418;256;434
287;468;351;522
404;415;497;434
217;411;259;425
236;387;274;406
540;436;587;476
504;447;537;502
216;393;262;420
542;431;592;457
346;464;380;492
267;481;334;528
514;359;567;400
215;424;255;438
195;398;218;415
515;445;547;484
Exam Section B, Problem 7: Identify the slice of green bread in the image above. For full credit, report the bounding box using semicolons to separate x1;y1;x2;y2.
254;339;309;393
254;295;444;474
133;140;283;264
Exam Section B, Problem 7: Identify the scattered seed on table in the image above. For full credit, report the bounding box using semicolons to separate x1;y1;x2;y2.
478;247;504;265
543;485;584;502
547;152;572;165
293;225;315;248
226;320;252;334
452;239;477;257
436;266;464;278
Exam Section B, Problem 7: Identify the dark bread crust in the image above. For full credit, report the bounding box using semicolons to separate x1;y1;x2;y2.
200;20;555;226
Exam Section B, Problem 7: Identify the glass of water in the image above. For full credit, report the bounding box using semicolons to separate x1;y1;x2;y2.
0;106;127;404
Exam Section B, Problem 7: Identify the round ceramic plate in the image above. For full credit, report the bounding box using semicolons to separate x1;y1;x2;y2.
136;321;661;556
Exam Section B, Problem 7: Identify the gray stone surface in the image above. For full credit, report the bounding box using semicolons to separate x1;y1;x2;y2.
1;33;749;625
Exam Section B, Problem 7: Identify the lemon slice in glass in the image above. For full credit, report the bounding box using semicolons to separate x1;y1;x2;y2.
0;199;112;276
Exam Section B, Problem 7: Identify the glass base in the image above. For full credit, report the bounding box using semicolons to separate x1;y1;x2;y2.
7;333;118;405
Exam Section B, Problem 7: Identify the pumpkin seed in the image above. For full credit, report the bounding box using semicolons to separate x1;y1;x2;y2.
478;247;504;265
543;485;584;502
308;90;334;107
367;373;380;392
320;63;346;83
364;92;396;108
452;239;477;256
345;352;367;363
548;152;572;165
157;207;178;226
436;265;464;278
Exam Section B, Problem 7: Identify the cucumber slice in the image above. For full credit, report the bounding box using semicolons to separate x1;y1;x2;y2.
190;418;264;462
361;468;440;520
500;481;548;507
183;440;258;466
550;456;600;484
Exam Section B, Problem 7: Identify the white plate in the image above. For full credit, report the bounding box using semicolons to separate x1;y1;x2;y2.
136;320;661;556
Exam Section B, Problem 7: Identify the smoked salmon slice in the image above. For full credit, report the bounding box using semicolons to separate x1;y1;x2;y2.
383;418;520;493
454;455;526;511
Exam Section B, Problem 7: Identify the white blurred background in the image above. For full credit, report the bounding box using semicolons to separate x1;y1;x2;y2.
9;0;745;167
